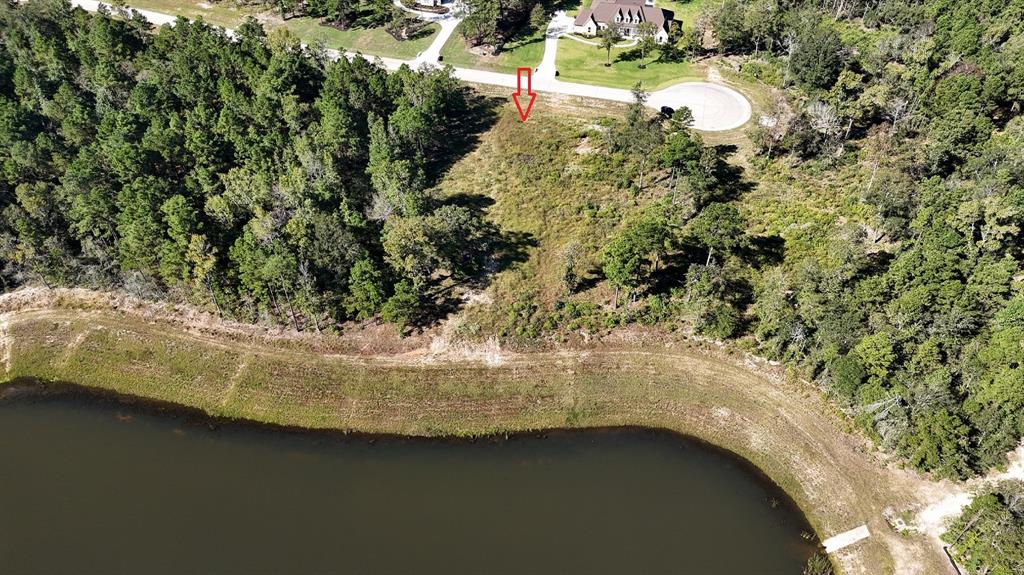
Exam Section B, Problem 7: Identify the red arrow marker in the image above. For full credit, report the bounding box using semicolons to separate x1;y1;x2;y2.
512;67;537;122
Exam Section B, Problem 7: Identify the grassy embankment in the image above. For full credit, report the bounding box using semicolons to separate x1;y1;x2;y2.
123;0;439;59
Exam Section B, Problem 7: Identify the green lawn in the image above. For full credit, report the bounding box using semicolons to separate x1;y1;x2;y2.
658;0;707;28
280;18;438;60
564;33;634;48
440;22;546;73
121;0;438;59
555;38;699;90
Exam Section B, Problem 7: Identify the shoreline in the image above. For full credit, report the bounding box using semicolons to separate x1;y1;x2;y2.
2;380;821;572
1;376;818;539
0;287;957;575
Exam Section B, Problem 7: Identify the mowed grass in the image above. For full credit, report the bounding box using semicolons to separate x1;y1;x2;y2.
658;0;708;27
555;38;699;89
120;0;438;59
280;18;438;60
440;22;546;72
123;0;245;26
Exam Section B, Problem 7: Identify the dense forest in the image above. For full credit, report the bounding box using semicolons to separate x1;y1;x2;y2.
268;0;389;26
691;0;1024;479
2;0;1024;493
0;0;504;333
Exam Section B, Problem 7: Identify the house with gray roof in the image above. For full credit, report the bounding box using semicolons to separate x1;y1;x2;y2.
573;0;674;43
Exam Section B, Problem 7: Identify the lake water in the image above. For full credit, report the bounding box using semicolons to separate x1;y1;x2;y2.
0;385;816;574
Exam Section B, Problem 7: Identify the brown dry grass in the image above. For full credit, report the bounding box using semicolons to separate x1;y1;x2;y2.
0;287;955;575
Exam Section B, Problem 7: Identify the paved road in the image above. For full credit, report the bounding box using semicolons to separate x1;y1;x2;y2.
73;0;179;26
399;9;751;130
69;0;753;131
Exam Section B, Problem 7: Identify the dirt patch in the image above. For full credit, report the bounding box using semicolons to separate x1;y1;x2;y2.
0;313;10;373
574;136;595;154
0;286;432;356
911;442;1024;540
468;43;499;57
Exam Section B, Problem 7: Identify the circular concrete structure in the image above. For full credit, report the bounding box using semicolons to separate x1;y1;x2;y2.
648;82;753;132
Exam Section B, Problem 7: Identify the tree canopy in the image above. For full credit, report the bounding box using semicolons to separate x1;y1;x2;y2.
0;0;488;332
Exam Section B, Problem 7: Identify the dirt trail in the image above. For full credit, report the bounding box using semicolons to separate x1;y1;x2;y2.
0;286;999;575
0;312;10;373
913;443;1024;539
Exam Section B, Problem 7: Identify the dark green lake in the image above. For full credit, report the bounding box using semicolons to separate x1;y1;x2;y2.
0;386;816;574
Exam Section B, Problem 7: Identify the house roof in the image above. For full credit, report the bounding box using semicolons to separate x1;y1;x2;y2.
573;0;673;30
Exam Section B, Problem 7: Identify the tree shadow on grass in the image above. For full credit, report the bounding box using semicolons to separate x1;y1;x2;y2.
647;259;690;295
706;144;755;203
501;29;545;51
741;234;786;267
423;90;503;186
570;265;606;296
404;24;437;42
415;193;538;326
441;193;537;284
614;46;645;63
655;45;686;63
